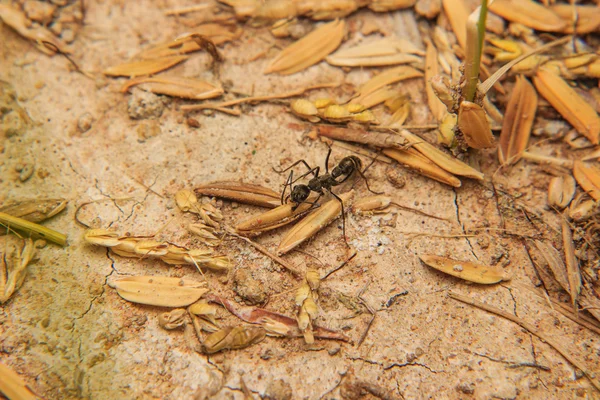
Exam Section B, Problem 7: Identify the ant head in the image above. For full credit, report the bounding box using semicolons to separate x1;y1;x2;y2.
290;184;310;204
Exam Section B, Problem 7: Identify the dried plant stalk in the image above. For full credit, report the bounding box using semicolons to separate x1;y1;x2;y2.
561;220;581;310
277;191;353;255
0;212;67;246
488;0;566;32
0;361;37;400
398;129;484;180
420;255;509;284
357;66;423;98
103;56;188;77
498;76;538;165
109;276;209;307
265;19;345;75
533;68;600;144
457;101;495;149
383;148;462;187
195;181;281;208
121;77;223;100
0;199;66;223
317;125;408;149
547;175;576;209
573;161;600;201
425;41;446;122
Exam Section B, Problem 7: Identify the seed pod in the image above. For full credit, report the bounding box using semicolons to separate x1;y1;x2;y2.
420;255;510;284
533;68;600;144
121;77;223;100
189;300;218;317
457;101;495;149
109;276;208;307
302;296;319;319
314;98;335;108
323;104;350;120
573;161;600;201
158;309;188;330
306;269;320;291
352;110;378;124
498;76;537;165
290;99;319;122
175;190;198;212
277;191;354;255
295;282;311;306
353;195;392;213
103;56;188;77
202;326;266;354
83;229;120;247
195;182;281;208
547;175;576;209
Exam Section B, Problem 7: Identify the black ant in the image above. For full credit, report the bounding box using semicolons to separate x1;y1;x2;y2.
275;148;381;243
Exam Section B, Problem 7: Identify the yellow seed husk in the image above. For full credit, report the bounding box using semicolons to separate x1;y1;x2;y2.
357;66;423;98
389;103;410;127
548;175;576;209
277;191;353;255
323;104;350;119
498;76;538;165
188;301;218;316
235;199;315;235
398;129;485;180
573;161;600;201
568;197;598;222
420;255;510;284
457;101;495;149
425;42;446;122
350;87;397;110
314;98;335;108
561;219;581;309
195;182;281;208
83;229;120;247
489;0;567;32
326;37;423;67
1;237;34;304
121;77;223;100
550;5;600;34
383;148;462;187
384;94;409;113
265;19;345;75
103;56;189;77
175;190;198;212
291;99;319;116
0;361;38;400
441;0;469;49
295;282;311;306
203;326;266;354
533;68;600;144
108;276;208;307
369;0;416;12
437;112;457;147
0;199;66;223
306;269;320;290
353;195;392;212
346;103;365;113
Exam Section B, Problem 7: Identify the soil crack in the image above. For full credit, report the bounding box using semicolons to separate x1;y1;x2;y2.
452;188;478;260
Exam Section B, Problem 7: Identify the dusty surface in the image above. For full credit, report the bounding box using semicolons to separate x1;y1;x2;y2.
1;1;599;399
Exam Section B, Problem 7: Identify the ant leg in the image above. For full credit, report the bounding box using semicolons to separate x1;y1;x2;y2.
273;159;318;177
329;190;350;247
324;147;333;174
356;166;384;195
290;166;320;185
281;170;294;205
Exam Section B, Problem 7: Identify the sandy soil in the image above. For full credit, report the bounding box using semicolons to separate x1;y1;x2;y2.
1;1;599;399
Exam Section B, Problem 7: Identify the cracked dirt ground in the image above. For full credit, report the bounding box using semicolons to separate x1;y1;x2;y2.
1;2;599;399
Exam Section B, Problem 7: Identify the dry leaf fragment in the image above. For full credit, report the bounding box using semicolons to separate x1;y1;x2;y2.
533;240;569;293
383;148;462;187
573;161;600;201
398;129;484;180
547;175;576;209
277;190;353;255
357;66;423;98
0;199;66;223
420;255;509;284
202;326;266;354
489;0;567;32
0;361;38;400
103;56;188;78
498;76;538;165
121;77;223;100
109;276;208;307
195;181;281;208
265;19;345;75
561;219;581;310
457;101;495;149
0;237;34;304
533;68;600;144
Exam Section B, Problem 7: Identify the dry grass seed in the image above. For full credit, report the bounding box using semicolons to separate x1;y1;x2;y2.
488;0;567;32
108;276;208;308
420;255;510;284
121;77;223;100
103;56;189;78
573;161;600;201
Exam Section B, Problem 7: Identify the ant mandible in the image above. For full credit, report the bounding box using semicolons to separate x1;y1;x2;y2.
275;148;381;242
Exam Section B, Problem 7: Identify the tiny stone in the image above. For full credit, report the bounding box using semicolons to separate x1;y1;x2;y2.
453;264;463;272
50;21;63;35
77;112;93;133
136;120;161;142
385;166;406;188
187;118;200;128
264;379;292;400
328;345;341;356
456;383;474;395
61;28;75;43
127;88;166;120
406;352;417;362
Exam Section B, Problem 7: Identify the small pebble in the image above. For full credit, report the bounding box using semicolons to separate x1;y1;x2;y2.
77;112;93;133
